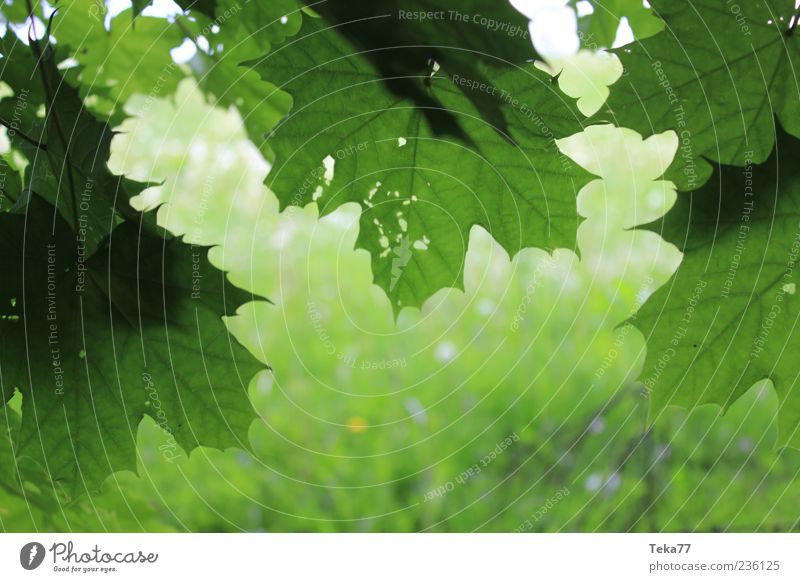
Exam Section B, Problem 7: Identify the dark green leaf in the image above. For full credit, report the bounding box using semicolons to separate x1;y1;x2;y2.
636;128;800;448
597;0;800;190
258;15;590;312
0;198;263;494
574;0;663;48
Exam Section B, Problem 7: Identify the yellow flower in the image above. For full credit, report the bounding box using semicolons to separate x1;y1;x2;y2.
345;416;368;434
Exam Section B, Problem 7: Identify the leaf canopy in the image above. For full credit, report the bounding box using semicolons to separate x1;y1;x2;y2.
258;14;591;312
637;129;800;448
0;14;265;495
597;0;800;190
0;198;261;494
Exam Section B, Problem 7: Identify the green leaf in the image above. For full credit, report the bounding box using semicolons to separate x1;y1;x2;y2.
575;0;663;48
132;0;152;18
258;15;590;312
185;0;302;161
51;1;184;119
295;1;535;138
0;34;48;138
0;0;42;23
175;0;217;18
209;0;301;61
50;0;300;159
597;0;800;190
0;198;263;495
0;392;68;521
0;401;21;480
636;129;800;448
302;0;534;68
0;34;150;253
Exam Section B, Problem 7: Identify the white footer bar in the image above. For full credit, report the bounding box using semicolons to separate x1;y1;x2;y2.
1;533;796;580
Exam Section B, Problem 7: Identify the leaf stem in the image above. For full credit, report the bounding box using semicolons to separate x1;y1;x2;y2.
0;117;48;150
